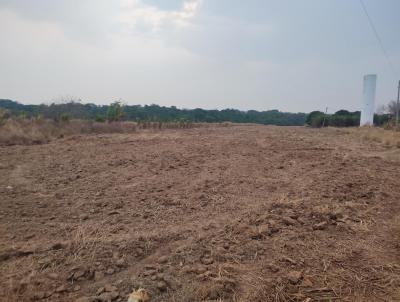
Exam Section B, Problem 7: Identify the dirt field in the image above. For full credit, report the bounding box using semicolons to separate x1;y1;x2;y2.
1;125;400;302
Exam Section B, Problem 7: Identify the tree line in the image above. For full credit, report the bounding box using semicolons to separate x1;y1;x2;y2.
305;110;391;128
0;99;394;127
0;99;307;126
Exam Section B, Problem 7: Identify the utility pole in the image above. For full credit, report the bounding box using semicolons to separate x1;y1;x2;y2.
396;80;400;128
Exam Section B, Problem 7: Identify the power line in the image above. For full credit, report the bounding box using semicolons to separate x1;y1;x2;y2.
359;0;398;76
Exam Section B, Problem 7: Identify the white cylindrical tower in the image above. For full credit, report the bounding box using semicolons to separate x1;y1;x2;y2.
360;74;377;126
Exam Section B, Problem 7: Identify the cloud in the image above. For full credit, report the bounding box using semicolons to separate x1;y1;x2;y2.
0;6;201;106
0;0;202;45
118;0;202;33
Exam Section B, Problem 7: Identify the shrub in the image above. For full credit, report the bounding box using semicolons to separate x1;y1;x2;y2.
306;110;362;128
306;111;326;127
0;108;11;124
60;113;70;122
107;101;125;122
95;115;106;122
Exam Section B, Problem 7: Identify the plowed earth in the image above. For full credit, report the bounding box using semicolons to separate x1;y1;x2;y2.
1;125;400;302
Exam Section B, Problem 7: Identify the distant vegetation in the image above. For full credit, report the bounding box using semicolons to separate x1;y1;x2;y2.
0;99;395;129
0;99;307;126
305;110;391;128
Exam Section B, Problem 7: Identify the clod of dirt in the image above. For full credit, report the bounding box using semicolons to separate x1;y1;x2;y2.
143;269;157;277
313;221;328;230
144;264;156;270
104;284;118;292
328;211;342;220
157;256;168;264
265;264;280;273
115;258;125;267
197;270;213;281
16;247;36;258
267;220;280;234
79;214;89;220
251;224;277;239
163;274;178;289
127;289;150;302
55;285;68;293
282;216;297;226
106;268;115;275
287;271;302;284
94;271;105;281
97;291;119;302
68;269;86;281
201;257;214;265
156;280;168;292
196;266;207;274
48;273;59;280
24;233;35;240
199;283;226;300
51;242;68;250
281;256;297;265
34;291;52;300
0;250;12;262
235;222;250;234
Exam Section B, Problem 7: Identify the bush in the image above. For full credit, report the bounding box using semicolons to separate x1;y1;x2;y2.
107;102;125;122
374;114;391;126
60;113;70;122
95;115;106;122
306;111;325;127
0;108;11;124
306;110;362;128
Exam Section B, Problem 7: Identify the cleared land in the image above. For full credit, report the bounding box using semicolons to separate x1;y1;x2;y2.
0;125;400;302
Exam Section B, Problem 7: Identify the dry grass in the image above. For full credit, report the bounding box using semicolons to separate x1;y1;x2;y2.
0;118;135;146
66;224;104;265
0;118;198;146
345;126;400;148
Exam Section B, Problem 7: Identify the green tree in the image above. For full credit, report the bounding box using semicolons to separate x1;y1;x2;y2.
306;111;325;127
107;101;125;122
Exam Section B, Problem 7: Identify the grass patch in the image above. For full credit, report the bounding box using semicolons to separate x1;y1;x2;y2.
0;118;196;146
346;126;400;148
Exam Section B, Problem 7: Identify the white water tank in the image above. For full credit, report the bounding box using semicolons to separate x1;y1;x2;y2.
360;74;377;126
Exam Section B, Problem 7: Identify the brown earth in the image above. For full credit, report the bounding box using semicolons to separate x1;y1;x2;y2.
1;125;400;302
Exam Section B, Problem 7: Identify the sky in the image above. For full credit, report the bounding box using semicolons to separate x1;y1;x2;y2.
0;0;399;113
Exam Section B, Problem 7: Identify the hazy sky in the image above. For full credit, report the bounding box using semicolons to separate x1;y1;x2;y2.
1;0;399;112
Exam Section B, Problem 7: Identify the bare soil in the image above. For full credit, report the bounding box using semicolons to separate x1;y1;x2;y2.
1;125;400;302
